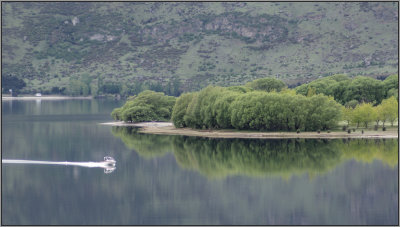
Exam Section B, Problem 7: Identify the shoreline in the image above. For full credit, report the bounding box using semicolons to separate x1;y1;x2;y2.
2;95;93;100
100;122;399;139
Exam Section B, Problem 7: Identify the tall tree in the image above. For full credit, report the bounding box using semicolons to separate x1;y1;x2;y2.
342;106;353;126
245;77;286;92
380;96;398;126
373;105;382;127
353;103;375;128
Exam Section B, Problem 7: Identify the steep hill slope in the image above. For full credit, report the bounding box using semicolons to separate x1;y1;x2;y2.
2;2;398;95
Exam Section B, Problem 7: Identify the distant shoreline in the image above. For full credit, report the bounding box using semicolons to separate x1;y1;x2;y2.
2;95;93;100
100;121;399;139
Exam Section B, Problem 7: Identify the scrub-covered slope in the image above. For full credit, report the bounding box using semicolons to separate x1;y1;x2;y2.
2;2;398;95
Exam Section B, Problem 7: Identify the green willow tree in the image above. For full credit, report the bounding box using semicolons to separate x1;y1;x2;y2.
341;96;398;128
172;85;342;131
342;106;353;126
380;96;398;126
356;103;375;128
111;90;176;122
295;74;397;105
171;92;195;128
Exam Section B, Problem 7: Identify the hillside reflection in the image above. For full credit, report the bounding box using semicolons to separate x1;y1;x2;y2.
111;127;398;179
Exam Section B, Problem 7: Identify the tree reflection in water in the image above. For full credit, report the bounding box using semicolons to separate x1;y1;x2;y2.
111;126;398;179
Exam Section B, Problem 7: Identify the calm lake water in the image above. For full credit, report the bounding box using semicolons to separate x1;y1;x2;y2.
2;99;398;225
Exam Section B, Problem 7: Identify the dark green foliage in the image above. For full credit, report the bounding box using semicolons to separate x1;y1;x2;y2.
51;86;66;94
2;75;26;93
344;76;384;104
383;74;399;99
111;90;176;122
383;74;398;92
101;83;121;94
295;74;396;105
382;127;386;131
348;129;351;134
345;100;359;108
245;77;286;92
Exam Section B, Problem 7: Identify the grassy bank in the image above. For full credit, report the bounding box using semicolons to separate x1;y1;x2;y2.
101;122;398;139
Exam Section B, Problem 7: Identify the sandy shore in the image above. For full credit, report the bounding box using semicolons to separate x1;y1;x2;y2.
101;122;399;139
2;95;92;100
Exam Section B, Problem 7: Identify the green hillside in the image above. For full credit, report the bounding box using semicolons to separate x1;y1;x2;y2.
2;2;398;96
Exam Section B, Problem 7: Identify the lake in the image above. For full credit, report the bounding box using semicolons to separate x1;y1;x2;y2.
2;99;398;225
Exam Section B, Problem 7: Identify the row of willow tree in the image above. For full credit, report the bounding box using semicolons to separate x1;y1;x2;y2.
295;74;398;105
172;86;341;131
111;74;398;132
342;96;398;128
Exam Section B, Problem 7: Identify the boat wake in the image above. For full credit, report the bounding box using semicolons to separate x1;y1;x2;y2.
2;156;116;173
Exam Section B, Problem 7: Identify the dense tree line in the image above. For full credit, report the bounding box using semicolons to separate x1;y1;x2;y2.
172;85;342;131
342;96;398;128
111;90;176;122
112;75;397;131
295;74;398;105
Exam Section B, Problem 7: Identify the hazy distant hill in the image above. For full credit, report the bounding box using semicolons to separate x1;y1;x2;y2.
2;2;398;95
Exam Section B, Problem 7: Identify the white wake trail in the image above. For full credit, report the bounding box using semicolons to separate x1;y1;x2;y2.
2;156;116;173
